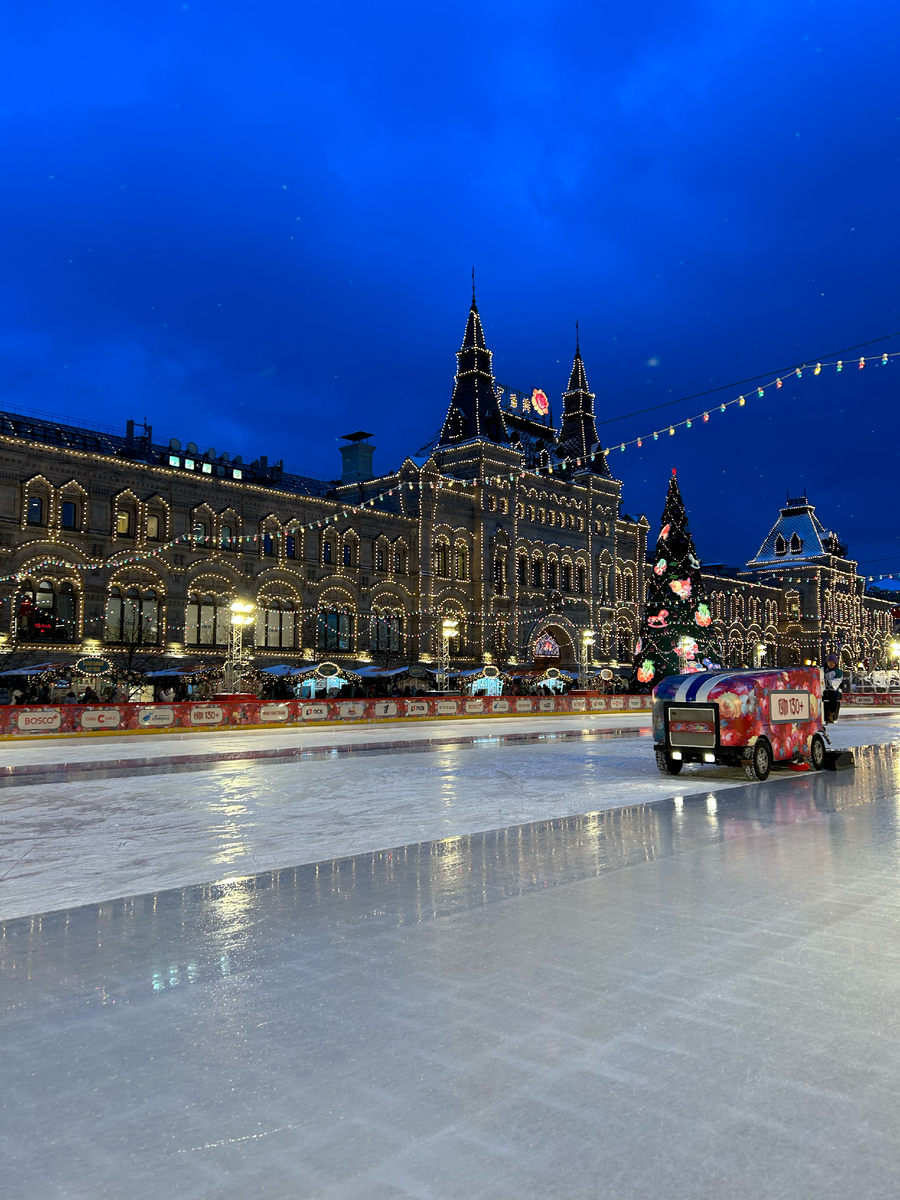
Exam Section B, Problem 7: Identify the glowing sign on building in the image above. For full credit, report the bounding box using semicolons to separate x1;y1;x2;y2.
532;389;550;415
533;632;560;658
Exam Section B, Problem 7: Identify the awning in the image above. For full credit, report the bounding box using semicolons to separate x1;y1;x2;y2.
145;665;215;678
353;665;412;678
0;661;69;677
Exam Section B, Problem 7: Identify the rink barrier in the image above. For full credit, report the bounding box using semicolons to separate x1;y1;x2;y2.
0;693;654;738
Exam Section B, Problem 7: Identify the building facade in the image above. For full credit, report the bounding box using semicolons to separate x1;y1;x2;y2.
0;296;891;677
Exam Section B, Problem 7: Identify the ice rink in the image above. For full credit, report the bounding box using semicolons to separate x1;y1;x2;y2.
3;710;900;1198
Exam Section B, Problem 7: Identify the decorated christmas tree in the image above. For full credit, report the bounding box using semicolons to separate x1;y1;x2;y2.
630;469;720;690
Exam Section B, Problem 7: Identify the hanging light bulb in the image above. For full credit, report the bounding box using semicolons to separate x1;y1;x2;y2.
858;356;865;369
720;403;726;412
814;362;821;375
795;368;802;377
703;412;709;422
882;353;889;365
738;396;745;407
837;360;843;372
653;431;658;440
776;378;783;388
686;420;692;428
637;438;642;447
669;426;675;436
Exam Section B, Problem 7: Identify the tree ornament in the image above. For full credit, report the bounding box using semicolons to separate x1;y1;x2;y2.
653;559;667;575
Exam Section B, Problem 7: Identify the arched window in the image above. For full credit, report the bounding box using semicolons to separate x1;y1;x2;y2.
146;513;160;540
117;510;132;536
317;608;352;651
220;524;233;550
255;598;296;648
561;563;572;591
375;543;385;571
343;542;353;567
263;533;275;557
184;594;228;646
193;521;207;544
371;614;402;654
394;547;407;574
434;544;449;577
105;586;160;645
532;559;543;588
455;546;468;580
323;540;333;564
27;496;45;526
774;535;787;556
61;501;78;530
17;579;77;642
285;534;296;559
547;561;558;590
790;533;803;554
576;565;586;594
517;556;528;586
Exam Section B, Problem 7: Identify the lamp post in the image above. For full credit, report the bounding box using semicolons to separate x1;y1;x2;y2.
438;615;459;693
578;629;596;689
224;599;256;694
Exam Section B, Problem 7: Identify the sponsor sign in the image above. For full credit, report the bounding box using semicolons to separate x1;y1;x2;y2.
770;691;811;723
338;702;366;720
610;697;624;709
17;708;61;732
539;698;555;712
138;706;175;727
301;704;330;721
372;701;397;718
571;697;586;711
406;701;430;717
259;704;290;722
436;700;458;715
628;697;644;710
515;698;533;712
590;698;608;711
189;705;224;726
491;699;509;713
465;699;484;714
80;708;121;731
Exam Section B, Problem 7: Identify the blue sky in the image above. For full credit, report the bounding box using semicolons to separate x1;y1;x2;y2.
0;0;898;570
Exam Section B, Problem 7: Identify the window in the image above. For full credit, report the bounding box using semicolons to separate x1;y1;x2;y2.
375;544;385;571
487;494;497;512
371;615;401;654
547;562;558;590
790;533;803;554
193;521;207;544
455;546;467;580
263;533;275;557
17;580;76;642
538;509;545;524
285;535;296;559
577;517;584;532
317;609;351;651
146;513;160;540
576;565;586;593
517;556;527;586
548;511;556;527
499;497;508;514
185;594;228;646
117;510;132;536
323;541;333;564
493;558;506;595
255;599;295;648
774;535;787;556
61;501;77;530
434;544;449;577
527;506;535;522
343;543;352;567
221;524;233;550
532;560;543;588
26;496;44;526
105;587;159;645
561;563;572;591
394;547;407;574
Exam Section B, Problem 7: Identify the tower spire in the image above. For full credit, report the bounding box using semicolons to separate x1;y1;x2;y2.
436;287;509;447
556;333;610;476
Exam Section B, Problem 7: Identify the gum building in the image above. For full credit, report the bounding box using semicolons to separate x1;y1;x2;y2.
0;297;891;675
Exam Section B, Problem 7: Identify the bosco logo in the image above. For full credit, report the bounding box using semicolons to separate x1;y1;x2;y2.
17;709;62;732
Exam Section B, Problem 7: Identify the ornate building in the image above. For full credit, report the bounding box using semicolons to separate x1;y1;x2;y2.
0;295;891;677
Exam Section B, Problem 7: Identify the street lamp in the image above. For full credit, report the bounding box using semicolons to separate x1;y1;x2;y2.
224;599;256;694
756;642;767;667
578;629;596;689
438;615;459;693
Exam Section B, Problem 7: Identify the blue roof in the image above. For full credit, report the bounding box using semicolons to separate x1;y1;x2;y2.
747;499;836;567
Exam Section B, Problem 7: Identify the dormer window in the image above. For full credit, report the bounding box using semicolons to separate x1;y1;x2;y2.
790;533;803;554
774;535;787;556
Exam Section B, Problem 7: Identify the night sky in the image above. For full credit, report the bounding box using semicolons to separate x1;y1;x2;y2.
1;1;898;573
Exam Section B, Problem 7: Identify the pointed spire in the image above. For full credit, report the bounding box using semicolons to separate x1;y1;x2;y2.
556;332;610;476
437;286;508;447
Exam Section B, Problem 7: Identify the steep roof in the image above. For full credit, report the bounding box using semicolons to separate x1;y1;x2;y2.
746;497;844;568
437;300;509;447
555;344;611;477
